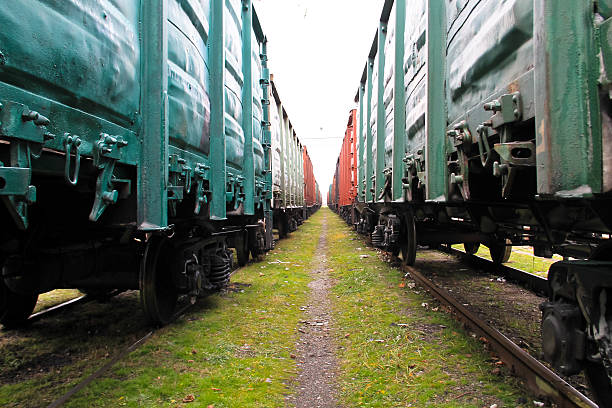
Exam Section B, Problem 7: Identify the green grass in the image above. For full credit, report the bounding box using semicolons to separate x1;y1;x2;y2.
0;290;150;408
325;210;529;407
33;289;83;313
1;210;537;407
452;244;560;278
62;215;324;408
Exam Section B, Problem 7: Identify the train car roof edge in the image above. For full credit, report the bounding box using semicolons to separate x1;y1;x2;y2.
354;0;394;102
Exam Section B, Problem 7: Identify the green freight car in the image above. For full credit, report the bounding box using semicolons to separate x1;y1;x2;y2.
270;80;307;237
346;0;612;402
0;0;315;326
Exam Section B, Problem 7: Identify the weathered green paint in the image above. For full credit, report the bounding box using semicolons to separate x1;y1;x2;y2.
534;0;602;196
209;0;226;219
139;0;169;229
242;0;255;215
426;0;447;201
392;0;406;201
376;22;387;201
358;83;365;201
260;38;273;247
278;104;286;207
366;58;375;202
0;0;279;234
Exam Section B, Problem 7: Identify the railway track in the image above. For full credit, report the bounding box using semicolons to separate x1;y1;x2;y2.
28;295;91;324
439;246;550;296
389;254;597;407
45;266;245;408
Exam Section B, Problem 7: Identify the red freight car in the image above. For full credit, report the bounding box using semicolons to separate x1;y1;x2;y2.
329;164;339;212
334;109;358;221
303;146;320;216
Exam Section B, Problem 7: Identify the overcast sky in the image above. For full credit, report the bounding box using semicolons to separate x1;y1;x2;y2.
254;0;385;203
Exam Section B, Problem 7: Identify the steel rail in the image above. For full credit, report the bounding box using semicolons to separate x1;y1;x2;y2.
28;295;92;323
46;265;246;407
400;261;597;408
439;245;550;296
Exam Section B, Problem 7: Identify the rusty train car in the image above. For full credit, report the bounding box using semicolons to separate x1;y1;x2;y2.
329;109;359;218
0;0;318;327
331;0;612;402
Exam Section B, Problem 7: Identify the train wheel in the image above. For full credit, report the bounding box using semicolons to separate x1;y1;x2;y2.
584;360;612;407
248;228;262;261
488;240;511;264
235;231;249;267
0;278;38;329
464;242;480;255
583;244;612;404
400;213;417;266
140;236;178;326
278;216;288;239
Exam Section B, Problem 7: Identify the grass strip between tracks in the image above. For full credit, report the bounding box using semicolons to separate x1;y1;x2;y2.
324;210;531;407
451;244;559;279
60;215;321;407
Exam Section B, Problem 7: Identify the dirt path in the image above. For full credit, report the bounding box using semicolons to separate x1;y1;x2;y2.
288;212;338;408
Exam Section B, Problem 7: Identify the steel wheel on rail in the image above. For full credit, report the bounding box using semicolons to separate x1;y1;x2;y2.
488;239;511;264
463;242;480;255
139;236;178;326
277;215;288;239
583;243;612;405
0;257;38;328
400;212;417;266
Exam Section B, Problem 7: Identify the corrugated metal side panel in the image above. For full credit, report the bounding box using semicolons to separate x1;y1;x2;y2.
251;35;265;176
0;0;140;126
168;0;211;155
270;95;282;201
370;53;379;176
446;0;534;124
404;0;427;160
360;93;368;195
224;0;245;170
383;4;396;169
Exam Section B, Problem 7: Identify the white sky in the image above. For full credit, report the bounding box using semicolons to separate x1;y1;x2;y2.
254;0;385;203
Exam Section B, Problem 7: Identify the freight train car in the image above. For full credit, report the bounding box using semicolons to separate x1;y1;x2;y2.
303;147;320;217
332;109;359;221
335;0;612;401
0;0;317;327
269;80;316;238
